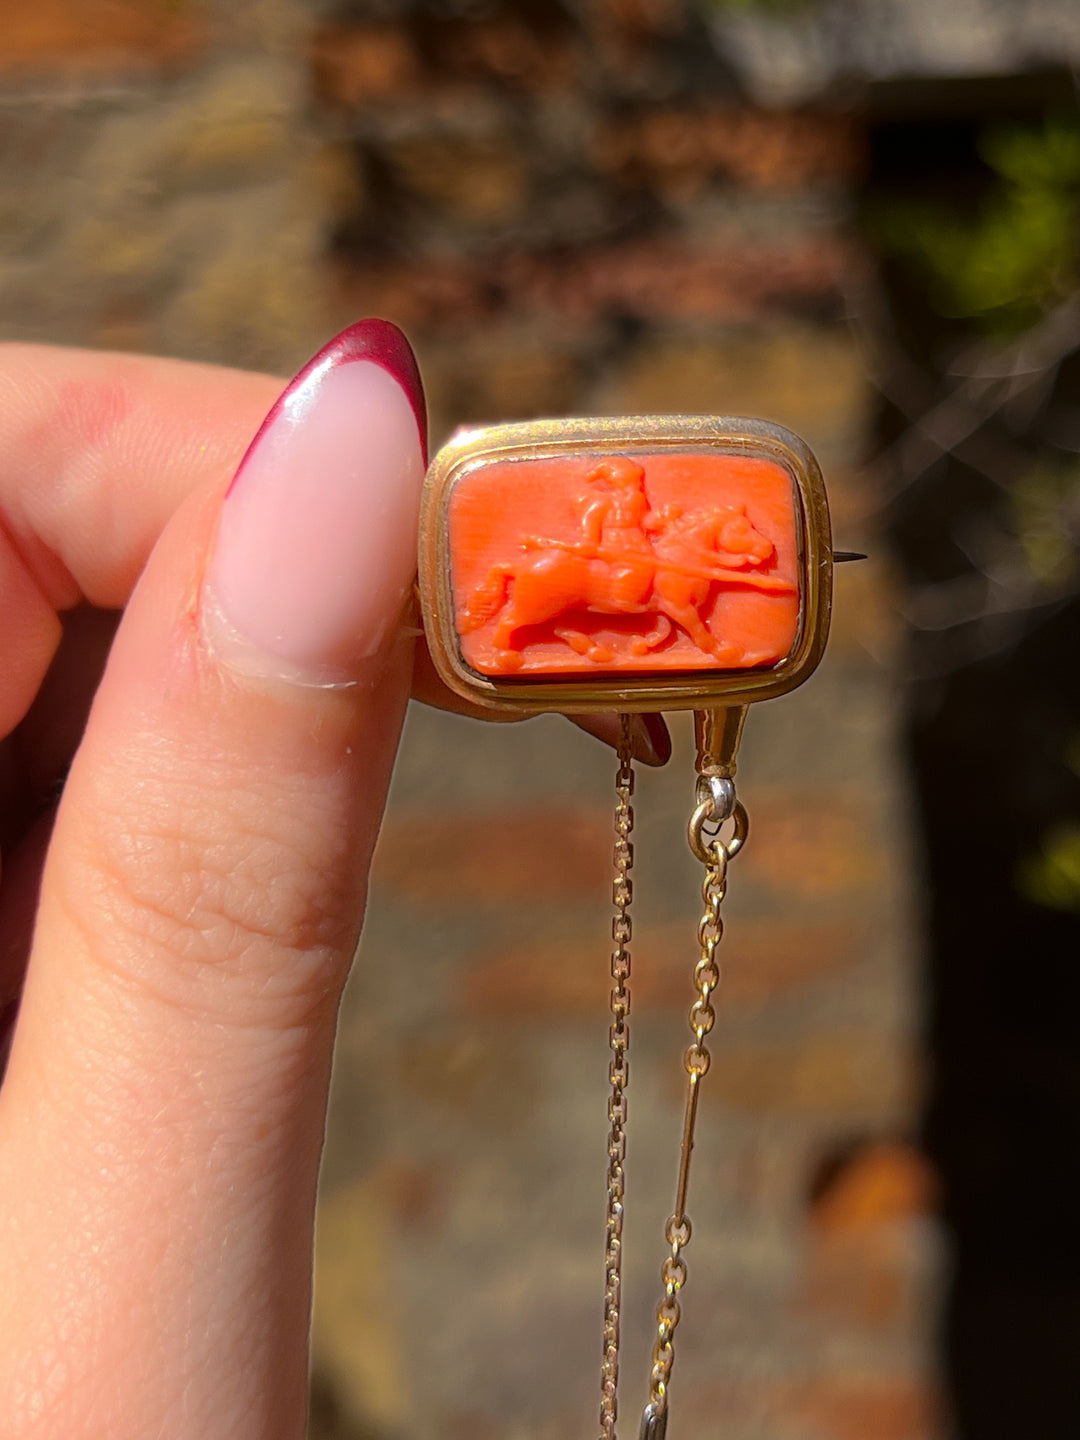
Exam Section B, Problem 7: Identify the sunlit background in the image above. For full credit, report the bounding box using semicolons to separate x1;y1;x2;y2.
2;3;1078;1437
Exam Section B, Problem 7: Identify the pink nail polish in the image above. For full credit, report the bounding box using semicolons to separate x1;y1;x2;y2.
205;320;427;686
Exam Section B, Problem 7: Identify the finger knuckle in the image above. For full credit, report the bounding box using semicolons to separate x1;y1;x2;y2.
59;754;357;1024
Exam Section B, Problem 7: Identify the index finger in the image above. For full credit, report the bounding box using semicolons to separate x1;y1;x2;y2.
0;343;281;609
0;343;280;736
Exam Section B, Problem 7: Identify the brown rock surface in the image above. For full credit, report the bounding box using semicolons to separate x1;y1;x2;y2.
0;0;204;77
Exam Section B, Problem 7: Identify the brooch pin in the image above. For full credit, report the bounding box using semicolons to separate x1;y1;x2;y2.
418;415;848;1440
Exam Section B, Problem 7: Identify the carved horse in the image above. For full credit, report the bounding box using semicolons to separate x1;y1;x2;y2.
459;504;795;669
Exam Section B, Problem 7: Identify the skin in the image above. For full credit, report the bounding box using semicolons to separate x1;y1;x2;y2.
0;344;668;1440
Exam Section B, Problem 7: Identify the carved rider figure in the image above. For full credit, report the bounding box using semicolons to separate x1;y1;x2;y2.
577;457;653;557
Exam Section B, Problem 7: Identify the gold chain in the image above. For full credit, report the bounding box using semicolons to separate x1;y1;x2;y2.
599;716;635;1440
642;791;748;1434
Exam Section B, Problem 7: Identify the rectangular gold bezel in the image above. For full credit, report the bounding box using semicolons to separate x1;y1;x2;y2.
418;415;832;715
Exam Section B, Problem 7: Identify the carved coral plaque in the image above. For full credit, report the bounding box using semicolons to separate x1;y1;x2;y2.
448;451;800;676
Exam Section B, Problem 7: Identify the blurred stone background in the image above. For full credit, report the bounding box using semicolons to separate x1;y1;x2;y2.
2;3;1079;1439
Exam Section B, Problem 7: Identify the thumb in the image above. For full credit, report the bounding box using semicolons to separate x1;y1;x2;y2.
0;322;426;1440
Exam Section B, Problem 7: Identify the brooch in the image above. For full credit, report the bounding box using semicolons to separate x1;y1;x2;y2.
418;415;849;1440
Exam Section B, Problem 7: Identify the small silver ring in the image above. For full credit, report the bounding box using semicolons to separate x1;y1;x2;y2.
694;774;735;822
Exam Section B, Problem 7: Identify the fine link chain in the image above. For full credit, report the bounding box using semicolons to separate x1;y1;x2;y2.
599;716;635;1440
640;789;749;1440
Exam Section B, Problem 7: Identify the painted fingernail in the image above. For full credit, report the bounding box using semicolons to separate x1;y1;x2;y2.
203;320;427;687
637;712;672;766
570;712;671;767
0;998;18;1081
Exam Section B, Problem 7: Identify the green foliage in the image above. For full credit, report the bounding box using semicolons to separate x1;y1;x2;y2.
1010;459;1080;587
1015;735;1080;911
874;115;1080;332
1017;822;1080;912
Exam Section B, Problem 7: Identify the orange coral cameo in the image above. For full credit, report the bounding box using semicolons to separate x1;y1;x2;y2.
447;451;800;677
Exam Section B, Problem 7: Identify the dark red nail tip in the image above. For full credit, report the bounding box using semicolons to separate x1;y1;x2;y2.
0;997;19;1078
638;712;672;767
329;319;428;465
227;318;428;496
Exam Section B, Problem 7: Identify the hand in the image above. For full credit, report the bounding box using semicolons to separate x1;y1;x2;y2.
0;323;667;1439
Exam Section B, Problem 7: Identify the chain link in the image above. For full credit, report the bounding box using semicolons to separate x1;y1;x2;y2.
643;796;748;1422
599;716;635;1440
